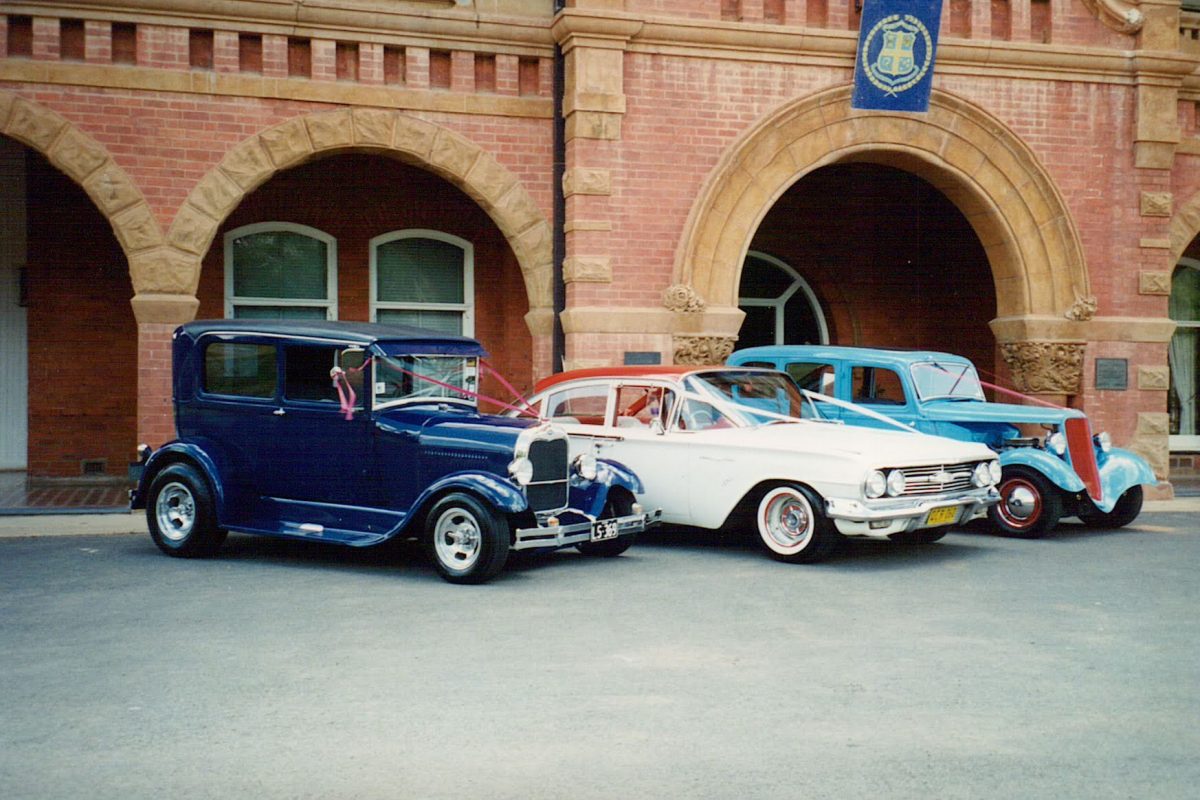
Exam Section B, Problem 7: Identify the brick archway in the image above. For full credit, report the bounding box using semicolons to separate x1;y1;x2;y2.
0;91;165;280
673;85;1091;346
160;109;554;334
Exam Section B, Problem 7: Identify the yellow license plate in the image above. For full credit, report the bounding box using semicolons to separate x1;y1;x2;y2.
925;506;959;527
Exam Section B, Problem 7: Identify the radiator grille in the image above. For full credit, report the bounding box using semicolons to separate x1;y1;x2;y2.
894;462;977;496
526;437;569;512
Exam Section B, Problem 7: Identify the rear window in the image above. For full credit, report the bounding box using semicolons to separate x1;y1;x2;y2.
203;342;276;398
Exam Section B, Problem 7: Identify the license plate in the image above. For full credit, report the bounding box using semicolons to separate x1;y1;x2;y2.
925;506;959;527
591;518;619;542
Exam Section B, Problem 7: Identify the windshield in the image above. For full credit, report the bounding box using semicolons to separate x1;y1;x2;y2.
910;360;985;401
374;354;479;408
684;370;819;425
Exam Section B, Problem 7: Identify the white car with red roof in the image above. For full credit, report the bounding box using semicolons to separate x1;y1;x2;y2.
519;365;1001;563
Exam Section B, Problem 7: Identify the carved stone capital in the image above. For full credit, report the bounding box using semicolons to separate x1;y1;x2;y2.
673;335;735;366
663;284;706;313
999;341;1087;395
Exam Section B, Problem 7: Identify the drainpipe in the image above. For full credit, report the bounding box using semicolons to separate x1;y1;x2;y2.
552;0;567;372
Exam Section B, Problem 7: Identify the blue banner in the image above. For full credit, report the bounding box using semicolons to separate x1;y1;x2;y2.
851;0;943;113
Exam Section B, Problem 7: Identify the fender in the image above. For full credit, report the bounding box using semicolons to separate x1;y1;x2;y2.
1092;447;1158;513
397;471;529;536
131;441;229;517
998;448;1085;493
569;458;645;519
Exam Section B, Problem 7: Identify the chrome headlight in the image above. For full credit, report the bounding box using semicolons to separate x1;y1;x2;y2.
1094;432;1112;453
988;460;1002;484
508;456;534;486
865;470;887;499
886;469;907;497
1047;431;1067;456
574;451;598;481
972;462;992;488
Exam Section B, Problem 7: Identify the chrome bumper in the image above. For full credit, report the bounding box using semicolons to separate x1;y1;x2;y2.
513;509;661;550
824;487;1000;538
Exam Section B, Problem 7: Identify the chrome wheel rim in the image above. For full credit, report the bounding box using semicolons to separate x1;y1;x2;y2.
759;488;814;554
997;478;1041;529
155;482;196;542
433;507;482;571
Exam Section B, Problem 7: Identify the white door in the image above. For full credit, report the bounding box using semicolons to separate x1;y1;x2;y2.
0;138;28;470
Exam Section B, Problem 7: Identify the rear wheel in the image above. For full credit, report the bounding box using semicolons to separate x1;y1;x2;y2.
754;484;841;564
146;463;227;558
426;493;510;584
1077;485;1144;529
989;466;1063;539
577;492;637;557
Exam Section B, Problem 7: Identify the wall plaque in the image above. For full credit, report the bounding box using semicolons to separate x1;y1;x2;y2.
1095;358;1128;390
623;351;661;366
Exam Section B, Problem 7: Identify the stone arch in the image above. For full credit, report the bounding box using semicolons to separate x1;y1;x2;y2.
165;108;554;333
1169;189;1200;264
0;90;168;294
674;85;1093;342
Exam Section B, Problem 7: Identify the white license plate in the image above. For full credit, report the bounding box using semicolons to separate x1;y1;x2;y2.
591;518;619;542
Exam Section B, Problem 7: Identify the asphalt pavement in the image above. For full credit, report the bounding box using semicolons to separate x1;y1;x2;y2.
2;502;1199;799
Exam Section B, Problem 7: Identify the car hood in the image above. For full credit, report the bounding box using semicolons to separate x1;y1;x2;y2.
735;420;996;465
918;399;1083;426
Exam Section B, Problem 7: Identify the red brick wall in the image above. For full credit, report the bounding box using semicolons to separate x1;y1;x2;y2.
25;150;137;478
193;154;535;405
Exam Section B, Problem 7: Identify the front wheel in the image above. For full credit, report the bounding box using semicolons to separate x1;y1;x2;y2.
755;484;841;564
146;463;227;558
988;466;1063;539
577;493;638;558
426;493;510;584
1077;485;1144;529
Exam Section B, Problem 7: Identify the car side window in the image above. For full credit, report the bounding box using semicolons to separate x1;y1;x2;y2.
786;362;836;396
851;366;907;405
615;385;675;428
203;342;276;398
284;345;340;403
676;398;732;431
545;385;609;425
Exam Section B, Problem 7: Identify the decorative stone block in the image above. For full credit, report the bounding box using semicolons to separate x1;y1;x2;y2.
169;204;217;256
351;108;396;147
259;120;314;168
111;203;162;254
83;166;142;216
1138;271;1171;295
220;139;275;190
5;98;65;151
305;110;355;151
129;248;199;295
563;256;612;283
187;169;242;220
563;167;611;197
1137;366;1170;391
393;115;438;158
49;128;107;182
1140;191;1172;217
428;130;480;180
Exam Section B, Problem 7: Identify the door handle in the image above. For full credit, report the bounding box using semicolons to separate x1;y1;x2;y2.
273;408;286;416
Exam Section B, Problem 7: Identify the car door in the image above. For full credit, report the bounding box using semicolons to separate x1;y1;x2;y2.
258;342;372;512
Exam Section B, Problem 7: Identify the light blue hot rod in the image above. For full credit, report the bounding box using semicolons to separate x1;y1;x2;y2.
729;345;1156;538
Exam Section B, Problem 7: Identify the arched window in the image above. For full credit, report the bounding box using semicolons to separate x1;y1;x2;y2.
224;223;337;319
737;251;828;348
1170;259;1200;450
370;230;474;336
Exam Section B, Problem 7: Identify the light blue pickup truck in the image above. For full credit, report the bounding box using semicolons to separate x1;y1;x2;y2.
729;345;1156;538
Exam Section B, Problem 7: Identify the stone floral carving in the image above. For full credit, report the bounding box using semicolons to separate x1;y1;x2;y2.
674;335;735;366
663;284;706;313
999;341;1086;395
1064;292;1097;322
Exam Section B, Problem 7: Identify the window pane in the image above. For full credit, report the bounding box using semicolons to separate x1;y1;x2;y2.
284;345;337;403
851;366;906;405
232;231;328;300
233;306;327;320
1171;265;1200;322
204;343;276;398
376;238;464;304
739;255;795;299
377;308;462;335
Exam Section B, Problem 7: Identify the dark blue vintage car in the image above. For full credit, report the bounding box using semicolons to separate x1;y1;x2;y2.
729;345;1156;538
131;320;653;583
